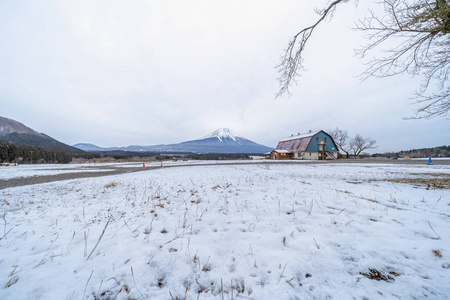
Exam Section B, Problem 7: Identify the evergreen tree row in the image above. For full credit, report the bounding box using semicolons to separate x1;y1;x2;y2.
0;142;72;164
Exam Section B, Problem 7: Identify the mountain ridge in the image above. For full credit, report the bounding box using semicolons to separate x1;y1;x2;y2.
0;116;45;137
0;116;85;154
74;128;273;154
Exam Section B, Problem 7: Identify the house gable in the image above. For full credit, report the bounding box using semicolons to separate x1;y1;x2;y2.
276;130;338;153
305;131;338;152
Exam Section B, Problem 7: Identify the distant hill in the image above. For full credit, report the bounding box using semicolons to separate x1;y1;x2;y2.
73;128;273;154
72;143;105;152
0;116;85;154
372;145;450;158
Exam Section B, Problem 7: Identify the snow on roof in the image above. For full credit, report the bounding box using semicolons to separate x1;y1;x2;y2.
279;130;322;142
201;128;245;142
272;149;291;153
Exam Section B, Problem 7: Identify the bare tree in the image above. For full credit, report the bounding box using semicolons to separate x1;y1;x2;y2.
328;127;351;157
349;134;377;156
277;0;450;119
328;128;377;157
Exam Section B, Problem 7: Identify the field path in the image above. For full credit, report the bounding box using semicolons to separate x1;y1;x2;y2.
0;165;157;190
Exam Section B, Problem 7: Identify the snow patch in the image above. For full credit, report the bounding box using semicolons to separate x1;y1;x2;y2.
201;128;245;142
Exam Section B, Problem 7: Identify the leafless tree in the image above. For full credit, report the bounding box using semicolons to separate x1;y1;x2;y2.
277;0;450;119
328;127;351;156
349;134;377;156
328;128;377;157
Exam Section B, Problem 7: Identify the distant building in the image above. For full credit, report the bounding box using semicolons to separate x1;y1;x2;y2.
271;130;339;160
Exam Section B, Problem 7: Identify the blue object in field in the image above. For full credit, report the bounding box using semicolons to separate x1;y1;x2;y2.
427;157;434;165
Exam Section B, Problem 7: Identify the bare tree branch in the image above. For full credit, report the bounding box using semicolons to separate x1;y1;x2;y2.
328;127;351;156
355;0;450;118
276;0;351;97
350;134;377;156
278;0;450;119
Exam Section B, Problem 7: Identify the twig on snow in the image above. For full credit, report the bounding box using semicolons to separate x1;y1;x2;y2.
428;220;441;240
131;266;147;299
86;216;111;260
82;270;94;300
279;263;288;282
313;238;320;249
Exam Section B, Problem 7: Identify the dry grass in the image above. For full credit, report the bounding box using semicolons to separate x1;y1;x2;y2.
86;217;111;260
104;182;117;188
360;269;396;282
433;250;443;258
4;276;19;288
372;173;450;190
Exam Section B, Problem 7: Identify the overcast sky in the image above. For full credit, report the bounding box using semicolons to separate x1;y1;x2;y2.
1;0;448;153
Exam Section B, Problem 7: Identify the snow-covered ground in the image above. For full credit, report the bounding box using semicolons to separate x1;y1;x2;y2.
0;164;115;180
0;160;310;179
0;163;449;299
125;160;313;168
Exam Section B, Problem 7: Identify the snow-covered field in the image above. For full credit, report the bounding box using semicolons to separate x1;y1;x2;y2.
0;162;449;299
0;164;114;180
0;160;306;180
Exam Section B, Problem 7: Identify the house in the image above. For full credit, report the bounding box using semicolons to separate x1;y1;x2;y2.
271;130;339;160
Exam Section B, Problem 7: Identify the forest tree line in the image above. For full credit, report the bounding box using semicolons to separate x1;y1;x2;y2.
372;145;450;158
0;142;72;164
174;153;251;160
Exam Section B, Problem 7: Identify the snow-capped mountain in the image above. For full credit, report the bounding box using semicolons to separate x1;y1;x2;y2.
74;128;273;154
173;128;272;153
201;128;245;142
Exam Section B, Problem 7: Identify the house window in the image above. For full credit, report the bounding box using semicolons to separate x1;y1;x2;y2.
309;153;311;156
324;137;327;143
316;137;319;143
